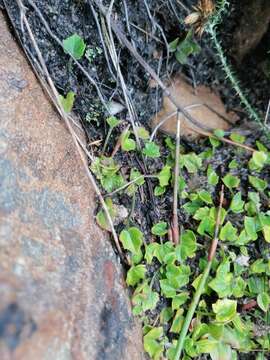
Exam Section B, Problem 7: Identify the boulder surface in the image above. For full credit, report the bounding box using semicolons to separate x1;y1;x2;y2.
0;11;143;360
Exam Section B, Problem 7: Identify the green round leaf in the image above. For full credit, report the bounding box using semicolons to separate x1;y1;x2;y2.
119;227;143;255
106;116;120;128
222;174;240;189
151;222;168;236
63;34;86;59
212;299;237;323
143;142;160;158
257;292;270;312
126;265;146;286
176;230;197;261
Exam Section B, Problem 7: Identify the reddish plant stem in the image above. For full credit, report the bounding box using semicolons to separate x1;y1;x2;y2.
242;300;257;312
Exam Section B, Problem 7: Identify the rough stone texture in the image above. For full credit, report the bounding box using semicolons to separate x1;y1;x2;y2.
151;75;237;138
0;11;144;360
232;0;270;62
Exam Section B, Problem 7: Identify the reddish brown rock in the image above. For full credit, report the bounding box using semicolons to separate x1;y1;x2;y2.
0;11;144;360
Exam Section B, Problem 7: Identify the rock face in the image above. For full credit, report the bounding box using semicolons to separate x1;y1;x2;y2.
0;11;143;360
232;0;270;62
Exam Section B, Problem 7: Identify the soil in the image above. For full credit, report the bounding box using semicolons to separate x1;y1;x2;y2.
3;0;270;359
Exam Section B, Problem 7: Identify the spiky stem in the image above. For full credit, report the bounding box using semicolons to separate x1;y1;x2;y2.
206;0;269;137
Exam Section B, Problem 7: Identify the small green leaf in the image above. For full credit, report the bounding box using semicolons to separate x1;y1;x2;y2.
63;34;86;59
169;37;179;52
126;169;145;196
244;216;258;240
96;210;110;231
196;339;218;354
179;177;187;192
209;136;221;149
229;159;238;169
229;192;244;213
180;153;202;173
249;151;267;171
248;276;265;294
207;324;224;340
166;264;190;289
136;126;150;140
106;116;120;128
212;299;237;323
119;227;143;256
175;30;201;64
126;265;146;286
157;165;171;187
144;327;164;360
198;190;213;204
214;129;225;138
232;277;246;298
101;174;125;192
197;216;215;236
172;293;189;310
220;221;237;242
229;133;245;143
209;273;233;297
160;279;177;298
248;175;267;192
143;142;160;158
132;283;159;314
145;243;160;264
223;174;240;189
250;259;267;274
59;91;75;113
257;292;270;312
154;186;166;196
160;307;174;324
176;230;197;261
207;165;219;186
96;198;115;231
121;131;136;151
170;309;184;333
151;222;168;236
262;224;270;243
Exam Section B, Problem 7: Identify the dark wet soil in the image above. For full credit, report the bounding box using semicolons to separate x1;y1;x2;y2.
4;0;270;131
3;1;270;359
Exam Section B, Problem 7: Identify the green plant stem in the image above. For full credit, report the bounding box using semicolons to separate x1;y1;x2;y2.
174;261;212;360
102;126;113;154
208;26;264;128
172;112;181;245
128;192;136;222
173;185;224;360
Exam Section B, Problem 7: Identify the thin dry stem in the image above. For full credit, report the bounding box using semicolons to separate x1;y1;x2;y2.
92;0;214;134
187;126;256;153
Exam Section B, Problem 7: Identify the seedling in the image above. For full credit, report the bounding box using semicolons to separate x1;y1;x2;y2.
170;30;201;65
59;91;75;113
63;33;86;60
102;116;121;154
